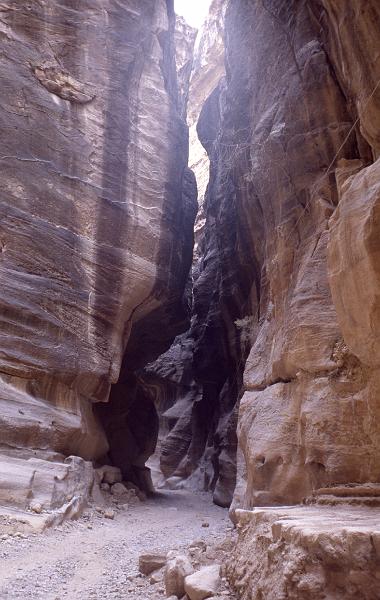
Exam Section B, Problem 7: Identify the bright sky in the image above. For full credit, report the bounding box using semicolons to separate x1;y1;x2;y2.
174;0;212;28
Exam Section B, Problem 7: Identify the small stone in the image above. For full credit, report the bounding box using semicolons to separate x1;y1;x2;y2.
201;522;210;528
100;483;110;492
1;534;9;541
96;465;122;485
139;553;167;576
104;509;115;520
149;569;164;585
111;482;125;495
30;502;43;514
190;540;207;552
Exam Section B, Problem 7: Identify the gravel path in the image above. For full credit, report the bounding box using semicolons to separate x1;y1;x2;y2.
0;490;235;599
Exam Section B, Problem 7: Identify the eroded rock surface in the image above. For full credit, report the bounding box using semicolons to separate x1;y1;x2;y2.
0;0;196;513
143;2;380;594
215;0;380;511
199;1;380;596
142;0;238;508
227;506;380;600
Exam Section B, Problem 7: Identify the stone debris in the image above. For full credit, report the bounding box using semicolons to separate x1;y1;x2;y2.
103;509;115;520
185;565;221;600
30;502;43;514
165;554;194;598
138;553;167;576
149;568;164;584
96;466;123;486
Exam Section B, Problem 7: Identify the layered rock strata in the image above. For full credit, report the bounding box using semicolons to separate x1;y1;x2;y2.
217;0;380;511
227;506;380;599
0;0;196;514
210;0;380;596
144;2;380;593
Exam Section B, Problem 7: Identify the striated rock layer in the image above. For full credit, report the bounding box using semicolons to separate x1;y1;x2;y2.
211;0;380;512
145;5;380;593
203;0;380;597
0;0;196;513
227;506;380;599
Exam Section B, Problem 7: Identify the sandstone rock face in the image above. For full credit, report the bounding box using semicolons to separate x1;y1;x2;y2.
177;2;380;597
227;507;380;600
209;0;380;512
188;0;225;217
175;17;197;120
328;159;380;367
141;0;238;507
146;0;380;526
0;1;196;512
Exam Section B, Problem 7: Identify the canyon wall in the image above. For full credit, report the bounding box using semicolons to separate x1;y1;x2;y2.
142;0;244;507
146;0;380;523
221;0;380;512
0;0;196;514
206;0;380;596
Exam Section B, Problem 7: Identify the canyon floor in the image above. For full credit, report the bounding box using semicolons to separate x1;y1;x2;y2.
0;490;236;600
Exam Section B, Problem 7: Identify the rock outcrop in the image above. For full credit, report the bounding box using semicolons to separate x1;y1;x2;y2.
219;0;380;513
191;0;380;597
227;506;380;599
140;0;380;514
0;0;196;515
142;2;380;594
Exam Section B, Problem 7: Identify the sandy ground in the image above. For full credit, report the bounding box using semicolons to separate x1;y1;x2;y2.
0;490;236;600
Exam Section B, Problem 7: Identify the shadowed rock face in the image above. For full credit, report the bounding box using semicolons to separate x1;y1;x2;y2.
222;0;380;511
142;0;380;513
0;1;196;509
139;1;243;507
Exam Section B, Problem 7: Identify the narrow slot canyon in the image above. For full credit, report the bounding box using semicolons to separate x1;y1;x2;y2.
0;1;380;599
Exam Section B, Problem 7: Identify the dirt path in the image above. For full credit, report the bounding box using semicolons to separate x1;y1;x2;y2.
0;491;235;599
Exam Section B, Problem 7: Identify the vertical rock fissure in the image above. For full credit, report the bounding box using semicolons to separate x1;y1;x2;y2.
139;0;252;508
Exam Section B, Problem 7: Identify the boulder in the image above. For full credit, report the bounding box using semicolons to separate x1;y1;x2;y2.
139;553;167;576
96;466;122;485
165;555;194;598
111;482;126;494
185;565;221;600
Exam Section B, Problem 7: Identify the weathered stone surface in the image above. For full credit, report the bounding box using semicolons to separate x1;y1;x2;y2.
210;0;380;512
183;2;380;598
227;507;380;600
165;554;194;598
142;0;236;507
0;454;94;523
0;0;196;515
175;16;197;120
185;564;221;600
188;0;225;215
328;158;380;367
138;552;167;576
